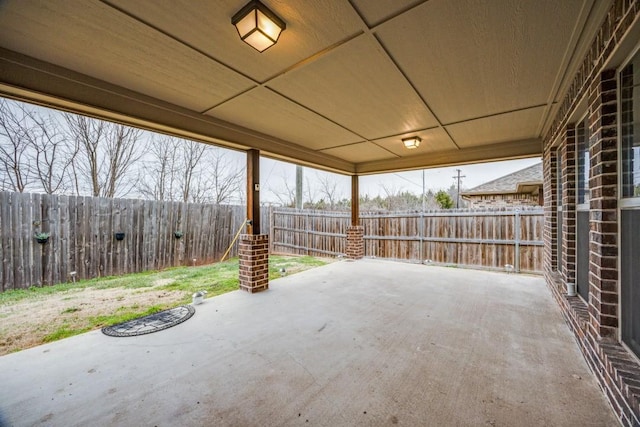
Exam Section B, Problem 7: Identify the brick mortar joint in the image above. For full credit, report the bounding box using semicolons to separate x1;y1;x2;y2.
546;273;640;425
544;2;637;145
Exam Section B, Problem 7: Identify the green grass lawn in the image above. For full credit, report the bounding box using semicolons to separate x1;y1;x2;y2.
0;255;329;305
0;255;331;353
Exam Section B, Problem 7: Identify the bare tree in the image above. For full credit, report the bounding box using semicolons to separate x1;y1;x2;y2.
380;183;401;210
65;114;145;198
65;114;103;196
138;138;243;205
316;172;342;210
304;176;317;208
23;108;75;194
104;124;145;197
186;172;211;204
137;136;180;201
0;100;35;192
207;148;243;204
1;101;245;203
269;172;296;207
178;139;206;202
380;184;424;211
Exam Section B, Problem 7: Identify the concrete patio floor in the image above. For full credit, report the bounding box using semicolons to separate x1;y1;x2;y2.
0;259;618;426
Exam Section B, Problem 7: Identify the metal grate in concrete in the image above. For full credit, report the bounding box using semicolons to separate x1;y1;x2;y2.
101;305;195;337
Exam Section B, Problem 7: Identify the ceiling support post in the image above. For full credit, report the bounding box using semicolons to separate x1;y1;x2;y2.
239;148;268;293
351;175;359;227
246;149;260;235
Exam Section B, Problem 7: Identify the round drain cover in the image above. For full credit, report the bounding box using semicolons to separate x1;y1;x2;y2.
102;305;195;337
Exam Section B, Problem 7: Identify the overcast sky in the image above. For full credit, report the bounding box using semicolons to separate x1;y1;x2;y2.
259;156;542;204
1;98;541;204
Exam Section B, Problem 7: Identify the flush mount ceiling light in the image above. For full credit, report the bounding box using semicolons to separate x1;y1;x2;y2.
232;0;286;52
402;136;421;149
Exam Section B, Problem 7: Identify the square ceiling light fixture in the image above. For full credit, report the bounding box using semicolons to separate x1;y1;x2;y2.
402;136;421;149
232;0;286;52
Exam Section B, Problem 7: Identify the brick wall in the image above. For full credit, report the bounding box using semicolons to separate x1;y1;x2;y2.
547;275;640;426
543;147;558;277
238;234;269;293
345;226;364;260
561;126;577;289
465;193;541;209
544;69;640;427
588;69;619;340
541;1;640;425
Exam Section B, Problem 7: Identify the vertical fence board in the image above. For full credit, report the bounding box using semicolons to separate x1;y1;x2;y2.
0;193;255;291
2;192;12;289
0;192;544;292
55;194;65;284
27;193;37;287
12;192;24;289
0;193;4;291
269;207;543;272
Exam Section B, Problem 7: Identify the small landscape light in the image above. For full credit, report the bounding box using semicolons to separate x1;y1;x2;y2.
192;290;207;305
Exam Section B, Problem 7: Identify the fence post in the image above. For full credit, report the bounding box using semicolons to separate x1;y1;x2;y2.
269;206;274;254
304;211;311;256
419;210;424;263
515;209;521;273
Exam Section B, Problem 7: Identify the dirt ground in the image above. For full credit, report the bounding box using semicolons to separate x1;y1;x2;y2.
0;279;184;356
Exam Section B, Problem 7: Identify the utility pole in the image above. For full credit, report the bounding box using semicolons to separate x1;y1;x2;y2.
453;169;465;208
295;165;303;209
422;169;426;212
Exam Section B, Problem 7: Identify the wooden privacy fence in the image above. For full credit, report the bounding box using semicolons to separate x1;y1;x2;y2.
271;207;544;273
0;192;268;292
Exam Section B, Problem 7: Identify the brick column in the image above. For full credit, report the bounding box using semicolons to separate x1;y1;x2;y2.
346;226;364;260
542;147;557;276
561;126;577;291
239;234;269;293
588;70;618;339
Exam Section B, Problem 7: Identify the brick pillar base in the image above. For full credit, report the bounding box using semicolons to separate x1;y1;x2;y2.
239;234;269;293
346;226;364;260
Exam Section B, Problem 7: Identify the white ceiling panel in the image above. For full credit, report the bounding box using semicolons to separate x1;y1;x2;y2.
0;0;254;112
209;87;362;150
321;142;397;163
0;0;616;175
374;127;458;157
446;106;546;148
269;34;438;140
375;0;586;124
104;0;364;83
350;0;426;27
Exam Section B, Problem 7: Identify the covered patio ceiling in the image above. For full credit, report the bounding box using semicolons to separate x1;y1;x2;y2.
0;0;610;175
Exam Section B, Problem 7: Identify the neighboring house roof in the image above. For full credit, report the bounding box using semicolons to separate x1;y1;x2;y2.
461;163;543;196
